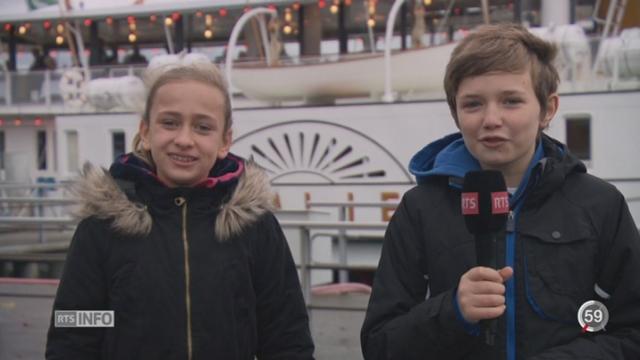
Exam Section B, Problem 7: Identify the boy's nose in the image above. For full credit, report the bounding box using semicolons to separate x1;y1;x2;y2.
482;103;503;128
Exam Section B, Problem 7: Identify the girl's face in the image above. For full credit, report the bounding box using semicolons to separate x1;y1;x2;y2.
140;80;231;188
456;70;558;185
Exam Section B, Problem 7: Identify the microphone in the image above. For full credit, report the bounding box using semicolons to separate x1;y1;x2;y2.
462;170;509;267
461;170;509;349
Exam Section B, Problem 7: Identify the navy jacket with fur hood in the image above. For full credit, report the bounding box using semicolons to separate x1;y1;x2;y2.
46;153;314;360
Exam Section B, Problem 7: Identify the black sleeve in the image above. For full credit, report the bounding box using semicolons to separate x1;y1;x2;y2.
45;218;108;360
253;213;315;360
361;193;482;360
527;193;640;359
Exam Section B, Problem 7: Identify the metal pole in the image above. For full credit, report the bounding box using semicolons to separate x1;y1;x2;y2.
339;0;348;54
365;1;376;54
299;226;312;306
8;30;17;71
5;71;12;106
225;7;277;109
69;19;90;81
570;0;577;24
382;0;407;103
612;0;628;37
400;2;407;50
592;0;619;74
481;0;491;24
436;0;456;35
175;16;184;53
513;0;522;24
89;21;100;65
37;186;45;243
163;16;175;54
297;4;305;54
601;0;618;43
44;70;51;106
338;206;348;283
257;14;272;65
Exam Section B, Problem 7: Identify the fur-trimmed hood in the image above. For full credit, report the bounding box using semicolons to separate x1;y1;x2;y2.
73;157;275;241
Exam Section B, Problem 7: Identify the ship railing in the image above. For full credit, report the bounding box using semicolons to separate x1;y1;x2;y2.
2;194;638;310
0;182;74;248
0;215;386;311
280;220;388;311
0;198;75;220
0;64;147;108
305;201;397;284
0;182;73;218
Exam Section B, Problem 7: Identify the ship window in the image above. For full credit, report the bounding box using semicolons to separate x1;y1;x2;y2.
565;115;591;160
0;131;4;170
66;130;79;172
112;131;126;161
37;130;47;170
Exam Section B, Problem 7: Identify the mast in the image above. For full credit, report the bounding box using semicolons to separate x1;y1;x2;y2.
540;0;571;26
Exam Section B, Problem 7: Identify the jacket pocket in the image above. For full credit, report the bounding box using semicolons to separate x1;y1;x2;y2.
521;223;597;322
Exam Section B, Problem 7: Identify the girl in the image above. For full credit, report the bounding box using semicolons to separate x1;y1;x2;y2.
46;54;314;360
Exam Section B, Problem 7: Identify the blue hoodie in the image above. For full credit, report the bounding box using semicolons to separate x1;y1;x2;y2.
408;132;546;360
409;132;544;199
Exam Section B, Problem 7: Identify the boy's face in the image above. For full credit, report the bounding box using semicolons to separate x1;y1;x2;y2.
140;80;231;188
455;70;557;182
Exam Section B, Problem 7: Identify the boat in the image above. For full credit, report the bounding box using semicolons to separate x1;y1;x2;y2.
231;43;457;102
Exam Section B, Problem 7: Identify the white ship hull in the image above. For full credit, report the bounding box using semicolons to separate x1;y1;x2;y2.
5;89;631;224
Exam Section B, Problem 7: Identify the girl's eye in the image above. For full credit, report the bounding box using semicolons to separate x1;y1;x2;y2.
160;119;178;128
194;123;213;133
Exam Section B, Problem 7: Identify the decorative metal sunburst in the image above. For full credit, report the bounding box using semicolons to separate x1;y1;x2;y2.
233;120;412;184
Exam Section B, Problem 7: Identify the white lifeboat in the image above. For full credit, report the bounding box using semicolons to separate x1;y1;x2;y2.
232;43;456;102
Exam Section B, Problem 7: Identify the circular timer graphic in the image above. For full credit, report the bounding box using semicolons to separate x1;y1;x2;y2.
577;300;609;333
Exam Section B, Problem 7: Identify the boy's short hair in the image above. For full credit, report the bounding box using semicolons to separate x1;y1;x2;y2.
444;23;560;122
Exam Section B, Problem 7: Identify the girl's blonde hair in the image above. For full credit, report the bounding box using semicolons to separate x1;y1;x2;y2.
131;54;232;168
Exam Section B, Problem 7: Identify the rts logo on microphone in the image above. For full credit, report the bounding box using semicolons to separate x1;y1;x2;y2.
491;192;509;214
461;193;479;215
461;192;509;215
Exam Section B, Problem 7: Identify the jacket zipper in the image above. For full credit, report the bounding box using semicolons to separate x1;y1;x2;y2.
506;211;515;232
175;196;193;360
505;209;516;360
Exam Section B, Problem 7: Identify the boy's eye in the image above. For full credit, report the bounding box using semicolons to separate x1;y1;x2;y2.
461;100;481;110
504;98;523;106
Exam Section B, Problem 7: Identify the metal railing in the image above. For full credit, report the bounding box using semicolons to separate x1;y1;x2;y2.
0;197;76;206
279;220;388;310
2;192;638;309
306;201;397;283
0;215;386;310
0;65;146;108
0;182;74;242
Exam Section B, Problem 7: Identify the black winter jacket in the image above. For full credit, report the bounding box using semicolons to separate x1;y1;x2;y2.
361;135;640;359
46;154;314;360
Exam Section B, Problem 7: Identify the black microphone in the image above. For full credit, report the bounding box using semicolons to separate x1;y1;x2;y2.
461;170;509;350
